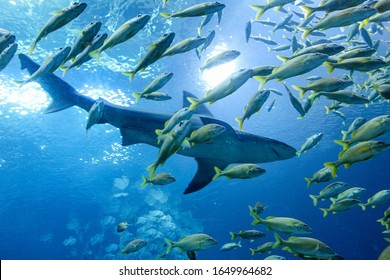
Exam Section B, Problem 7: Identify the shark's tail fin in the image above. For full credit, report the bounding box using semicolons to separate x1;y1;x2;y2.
18;54;76;114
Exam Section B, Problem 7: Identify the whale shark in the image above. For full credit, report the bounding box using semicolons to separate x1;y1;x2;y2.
18;53;296;194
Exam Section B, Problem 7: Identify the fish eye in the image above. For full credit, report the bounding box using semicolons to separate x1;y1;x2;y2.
137;14;142;17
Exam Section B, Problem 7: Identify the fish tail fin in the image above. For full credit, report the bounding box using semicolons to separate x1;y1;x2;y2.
163;238;174;255
323;61;335;74
235;117;244;130
324;162;337;178
141;175;149;188
334;139;349;151
341;130;348;141
89;49;101;63
147;163;157;179
61;66;70;77
300;5;314;19
273;233;283;249
299;27;312;39
292;85;306;98
160;12;172;19
122;71;135;82
212;166;223;180
309;194;319;207
187;97;200;111
249;5;266;21
296;151;301;157
28;39;38;54
304;177;312;188
229;232;236;240
359;203;367;211
196;47;202;60
325;106;331;114
250;248;256;256
132;92;142;103
253;76;267;89
320;208;329;218
385;238;390;243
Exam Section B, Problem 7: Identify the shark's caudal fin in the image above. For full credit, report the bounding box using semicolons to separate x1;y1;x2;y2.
182;91;213;117
18;54;95;114
184;158;228;194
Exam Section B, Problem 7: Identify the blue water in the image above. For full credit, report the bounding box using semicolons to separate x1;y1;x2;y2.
0;0;389;260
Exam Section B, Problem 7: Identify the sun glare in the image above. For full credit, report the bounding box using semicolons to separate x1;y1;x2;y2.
4;82;49;112
200;44;239;89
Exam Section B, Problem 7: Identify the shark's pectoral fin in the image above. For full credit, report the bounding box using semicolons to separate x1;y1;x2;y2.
184;158;228;194
45;97;74;114
120;128;150;146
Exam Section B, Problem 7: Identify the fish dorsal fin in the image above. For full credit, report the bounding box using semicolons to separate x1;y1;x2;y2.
183;91;213;117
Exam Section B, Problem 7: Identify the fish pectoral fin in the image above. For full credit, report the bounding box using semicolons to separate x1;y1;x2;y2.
183;158;229;194
186;251;197;260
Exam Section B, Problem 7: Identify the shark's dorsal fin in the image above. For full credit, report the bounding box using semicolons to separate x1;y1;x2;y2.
199;116;236;135
183;91;213;117
184;158;228;194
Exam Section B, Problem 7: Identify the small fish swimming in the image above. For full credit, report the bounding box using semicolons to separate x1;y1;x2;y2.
132;72;173;103
161;36;206;58
309;181;351;206
91;14;151;61
117;221;129;233
250;208;313;235
213;164;266;180
199;50;240;73
188;68;253;110
163;233;217;257
341;117;366;140
155;107;194;142
196;30;215;59
360;190;390;210
63;21;102;64
249;242;274;255
273;233;338;259
123;32;175;81
296;133;323;157
0;42;17;72
320;198;361;217
161;2;225;19
334;115;390;151
188;123;226;146
121;239;147;254
141;173;176;187
230;230;266;241
61;33;108;76
236;90;271;130
331;187;367;203
300;0;366;18
323;57;388;75
220;241;242;252
86;98;105;135
325;141;390;177
305;166;333;187
29;2;87;54
255;53;329;89
249;0;295;20
17;46;71;87
293;76;353;98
